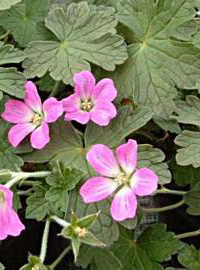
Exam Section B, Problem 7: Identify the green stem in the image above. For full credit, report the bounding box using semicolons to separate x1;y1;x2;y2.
11;171;51;178
50;81;61;97
5;171;52;189
50;247;71;269
40;220;51;263
51;215;70;228
0;30;11;41
17;188;33;196
155;188;186;196
175;229;200;240
140;199;185;213
5;175;25;189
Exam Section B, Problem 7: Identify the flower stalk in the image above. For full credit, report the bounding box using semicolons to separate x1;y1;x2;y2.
40;219;51;263
175;228;200;240
50;246;71;269
140;199;185;213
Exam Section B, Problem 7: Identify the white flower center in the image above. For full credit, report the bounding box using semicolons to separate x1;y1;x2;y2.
114;172;129;186
31;113;43;126
81;100;93;112
0;191;5;205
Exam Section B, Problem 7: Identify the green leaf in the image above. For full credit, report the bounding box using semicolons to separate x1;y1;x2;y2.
0;119;24;170
175;130;200;167
0;0;52;47
67;190;119;246
138;144;171;185
85;106;153;148
184;182;200;215
112;224;180;270
0;42;25;65
173;96;200;126
0;263;5;270
23;2;128;84
77;246;122;270
0;67;26;98
21;121;85;167
153;115;181;134
45;162;84;212
26;185;55;221
169;158;200;186
112;0;200;114
178;245;200;270
0;0;21;10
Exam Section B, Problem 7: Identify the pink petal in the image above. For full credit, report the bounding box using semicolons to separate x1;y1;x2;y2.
131;168;158;196
90;102;117;126
43;97;63;123
0;185;13;208
24;81;42;113
64;110;90;124
2;100;34;123
110;186;137;221
93;78;117;102
62;94;80;113
30;122;50;149
73;71;95;99
116;139;138;176
86;144;120;177
80;177;117;203
0;207;25;240
8;123;36;147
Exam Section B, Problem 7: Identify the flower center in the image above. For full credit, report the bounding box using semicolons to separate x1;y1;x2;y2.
114;172;129;186
75;227;88;238
0;191;5;205
31;113;43;126
81;100;93;112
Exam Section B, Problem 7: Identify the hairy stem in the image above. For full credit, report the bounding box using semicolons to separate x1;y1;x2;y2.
141;199;185;213
50;247;71;269
51;215;70;228
5;171;51;189
40;220;51;263
156;188;186;196
175;229;200;240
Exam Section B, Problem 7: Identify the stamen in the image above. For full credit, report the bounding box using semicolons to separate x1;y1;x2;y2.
81;100;93;112
114;173;129;186
31;113;43;126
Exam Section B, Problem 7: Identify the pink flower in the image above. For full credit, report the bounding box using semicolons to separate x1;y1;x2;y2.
62;71;117;126
0;185;25;240
2;81;63;149
80;140;158;221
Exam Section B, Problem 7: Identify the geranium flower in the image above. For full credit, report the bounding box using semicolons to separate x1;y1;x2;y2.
80;140;158;221
0;185;25;240
2;81;63;149
62;71;117;126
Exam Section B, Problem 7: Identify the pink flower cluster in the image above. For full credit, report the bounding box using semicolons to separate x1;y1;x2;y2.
2;71;117;149
0;70;159;241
